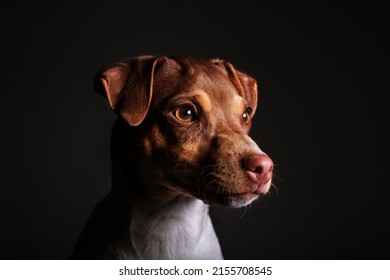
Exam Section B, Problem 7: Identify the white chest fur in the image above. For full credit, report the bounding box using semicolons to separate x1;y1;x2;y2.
119;196;223;260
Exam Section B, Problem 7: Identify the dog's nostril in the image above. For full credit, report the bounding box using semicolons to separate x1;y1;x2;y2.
253;166;262;174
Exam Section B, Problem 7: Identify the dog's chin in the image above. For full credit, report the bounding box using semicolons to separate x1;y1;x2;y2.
200;181;272;208
190;189;260;208
175;180;272;208
216;192;260;208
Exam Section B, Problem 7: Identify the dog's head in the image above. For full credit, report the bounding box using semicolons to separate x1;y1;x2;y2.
95;55;273;208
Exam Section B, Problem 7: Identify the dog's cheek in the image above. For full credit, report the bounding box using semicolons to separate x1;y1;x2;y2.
176;138;202;164
143;123;208;185
145;126;194;175
149;125;169;151
134;126;171;182
167;134;209;183
142;138;153;158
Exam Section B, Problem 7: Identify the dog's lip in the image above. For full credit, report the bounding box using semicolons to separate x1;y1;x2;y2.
184;181;269;202
228;182;271;198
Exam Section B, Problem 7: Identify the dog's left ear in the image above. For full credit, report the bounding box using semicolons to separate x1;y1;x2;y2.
211;59;258;115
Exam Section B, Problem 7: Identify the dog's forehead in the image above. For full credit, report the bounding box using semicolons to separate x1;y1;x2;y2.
152;56;243;111
196;90;245;118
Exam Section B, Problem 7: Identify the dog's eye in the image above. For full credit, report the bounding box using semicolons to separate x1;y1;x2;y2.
242;108;252;124
174;106;195;122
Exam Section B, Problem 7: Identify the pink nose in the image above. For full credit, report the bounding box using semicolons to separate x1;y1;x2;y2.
242;154;274;186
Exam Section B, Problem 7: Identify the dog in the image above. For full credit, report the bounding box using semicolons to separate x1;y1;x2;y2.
71;55;273;260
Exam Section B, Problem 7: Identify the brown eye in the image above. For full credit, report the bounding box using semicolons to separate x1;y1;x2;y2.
174;106;195;122
242;108;251;124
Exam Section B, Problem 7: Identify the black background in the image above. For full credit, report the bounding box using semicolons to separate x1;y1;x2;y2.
1;1;388;259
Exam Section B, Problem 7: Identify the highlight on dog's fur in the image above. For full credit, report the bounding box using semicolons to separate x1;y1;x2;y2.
71;55;273;260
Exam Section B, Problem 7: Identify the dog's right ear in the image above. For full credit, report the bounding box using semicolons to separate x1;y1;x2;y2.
94;56;159;126
211;58;259;116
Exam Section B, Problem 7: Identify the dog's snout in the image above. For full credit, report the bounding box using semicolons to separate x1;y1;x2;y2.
242;154;274;186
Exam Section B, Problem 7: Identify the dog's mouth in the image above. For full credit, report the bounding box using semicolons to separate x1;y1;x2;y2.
178;179;271;208
202;188;261;208
168;155;273;208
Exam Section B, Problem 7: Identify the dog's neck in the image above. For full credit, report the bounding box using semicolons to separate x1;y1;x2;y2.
128;194;222;259
110;136;223;260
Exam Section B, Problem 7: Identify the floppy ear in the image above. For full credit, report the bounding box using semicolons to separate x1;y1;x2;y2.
94;56;159;126
211;59;258;115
